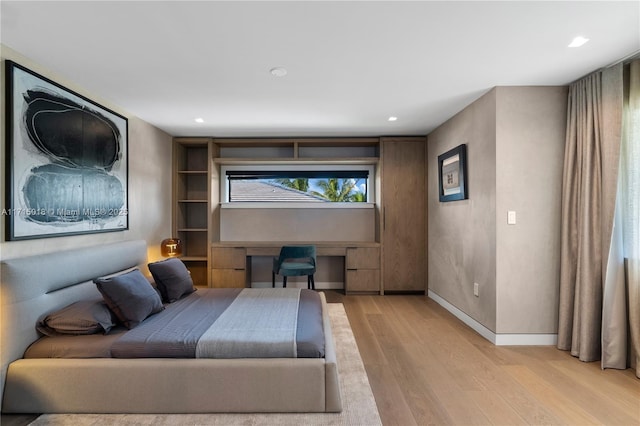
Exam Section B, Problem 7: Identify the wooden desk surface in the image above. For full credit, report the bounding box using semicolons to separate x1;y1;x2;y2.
211;241;381;294
212;241;380;256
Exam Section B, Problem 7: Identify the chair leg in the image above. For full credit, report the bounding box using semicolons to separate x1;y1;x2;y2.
310;274;315;290
307;275;311;289
283;276;287;288
272;271;275;288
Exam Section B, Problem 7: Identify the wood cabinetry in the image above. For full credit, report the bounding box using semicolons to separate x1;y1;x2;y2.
171;135;427;293
211;247;247;288
212;137;379;163
210;242;380;292
345;247;380;294
173;138;212;287
381;137;427;293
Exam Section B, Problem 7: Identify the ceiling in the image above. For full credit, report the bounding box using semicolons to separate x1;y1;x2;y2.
1;1;639;138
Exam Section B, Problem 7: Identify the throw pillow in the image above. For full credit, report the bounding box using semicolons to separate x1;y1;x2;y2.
37;299;115;336
94;268;164;329
148;258;196;303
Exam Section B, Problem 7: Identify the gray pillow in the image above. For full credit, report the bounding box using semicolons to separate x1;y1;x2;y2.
148;258;196;303
37;300;115;336
95;269;164;329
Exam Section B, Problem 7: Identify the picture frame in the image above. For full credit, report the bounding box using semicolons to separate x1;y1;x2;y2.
4;60;129;240
437;144;468;202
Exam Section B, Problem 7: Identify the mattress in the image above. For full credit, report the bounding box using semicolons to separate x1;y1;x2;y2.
25;288;325;359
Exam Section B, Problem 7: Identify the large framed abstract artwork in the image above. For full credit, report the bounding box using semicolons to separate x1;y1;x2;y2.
4;61;129;240
437;143;468;202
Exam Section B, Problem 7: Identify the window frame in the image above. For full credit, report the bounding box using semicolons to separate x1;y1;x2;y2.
220;164;375;208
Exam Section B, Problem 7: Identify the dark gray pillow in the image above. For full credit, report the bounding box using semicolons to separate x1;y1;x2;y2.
148;258;196;303
94;269;164;329
37;300;115;336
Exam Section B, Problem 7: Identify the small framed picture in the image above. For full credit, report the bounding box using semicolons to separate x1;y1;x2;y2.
437;144;468;202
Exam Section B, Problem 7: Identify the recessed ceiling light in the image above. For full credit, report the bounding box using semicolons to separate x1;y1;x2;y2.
194;117;204;123
270;67;287;77
388;116;398;122
568;36;589;48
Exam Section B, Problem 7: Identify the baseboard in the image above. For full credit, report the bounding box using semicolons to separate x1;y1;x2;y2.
494;333;558;346
427;290;558;346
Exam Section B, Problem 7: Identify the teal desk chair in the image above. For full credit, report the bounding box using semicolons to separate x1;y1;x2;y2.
272;245;316;290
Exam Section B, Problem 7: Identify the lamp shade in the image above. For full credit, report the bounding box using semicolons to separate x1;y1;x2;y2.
160;238;183;257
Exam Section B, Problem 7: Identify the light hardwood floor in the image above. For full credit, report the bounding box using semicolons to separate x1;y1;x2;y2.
2;292;638;426
324;291;640;426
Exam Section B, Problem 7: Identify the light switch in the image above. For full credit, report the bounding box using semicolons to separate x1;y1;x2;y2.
507;210;516;225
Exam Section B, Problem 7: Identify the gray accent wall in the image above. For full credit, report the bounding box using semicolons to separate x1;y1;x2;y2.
495;86;567;333
428;86;567;335
428;90;498;331
220;207;375;242
0;45;173;264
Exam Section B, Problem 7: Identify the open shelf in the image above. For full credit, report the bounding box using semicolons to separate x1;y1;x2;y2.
173;138;212;287
213;137;380;162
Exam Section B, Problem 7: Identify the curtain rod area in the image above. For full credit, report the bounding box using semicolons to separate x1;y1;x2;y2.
605;49;640;68
571;49;640;84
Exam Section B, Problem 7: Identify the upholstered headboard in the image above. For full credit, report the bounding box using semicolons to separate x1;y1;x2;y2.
0;239;147;410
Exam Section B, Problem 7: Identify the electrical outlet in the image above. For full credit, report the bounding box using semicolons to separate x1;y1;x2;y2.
473;282;479;297
508;210;517;225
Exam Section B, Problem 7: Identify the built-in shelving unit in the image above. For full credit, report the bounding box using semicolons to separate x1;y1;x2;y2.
170;136;424;294
212;138;380;164
173;138;213;287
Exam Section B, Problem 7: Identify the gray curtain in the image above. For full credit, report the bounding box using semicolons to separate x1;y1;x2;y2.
603;60;640;376
625;61;640;377
558;64;623;361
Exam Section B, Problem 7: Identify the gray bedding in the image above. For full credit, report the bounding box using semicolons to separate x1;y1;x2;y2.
24;288;325;359
196;288;301;358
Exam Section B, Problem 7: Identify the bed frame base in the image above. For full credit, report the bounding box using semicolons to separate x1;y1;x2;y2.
3;357;340;413
1;240;342;413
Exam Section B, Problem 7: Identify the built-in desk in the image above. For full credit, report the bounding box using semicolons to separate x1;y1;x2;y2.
211;241;381;294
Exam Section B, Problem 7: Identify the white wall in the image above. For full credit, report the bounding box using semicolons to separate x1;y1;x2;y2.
0;45;173;265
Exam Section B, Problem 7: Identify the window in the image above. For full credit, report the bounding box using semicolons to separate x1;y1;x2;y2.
221;165;374;206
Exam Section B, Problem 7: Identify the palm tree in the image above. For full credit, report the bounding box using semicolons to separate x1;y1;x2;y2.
349;191;367;202
272;178;309;192
311;178;358;202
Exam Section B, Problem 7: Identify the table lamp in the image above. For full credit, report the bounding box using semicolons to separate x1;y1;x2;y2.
160;238;183;257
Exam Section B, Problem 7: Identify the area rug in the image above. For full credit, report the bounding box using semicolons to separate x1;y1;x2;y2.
30;303;381;426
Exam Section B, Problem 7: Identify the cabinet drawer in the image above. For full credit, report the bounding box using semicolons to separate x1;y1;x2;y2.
211;269;246;288
212;247;246;269
346;247;380;270
346;269;380;293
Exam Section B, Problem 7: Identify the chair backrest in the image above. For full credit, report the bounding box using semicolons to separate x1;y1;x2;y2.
278;245;316;266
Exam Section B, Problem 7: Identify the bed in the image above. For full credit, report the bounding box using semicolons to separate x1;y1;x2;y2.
0;239;342;413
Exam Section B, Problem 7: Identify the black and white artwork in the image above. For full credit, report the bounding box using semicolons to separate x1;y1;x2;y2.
5;61;128;240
